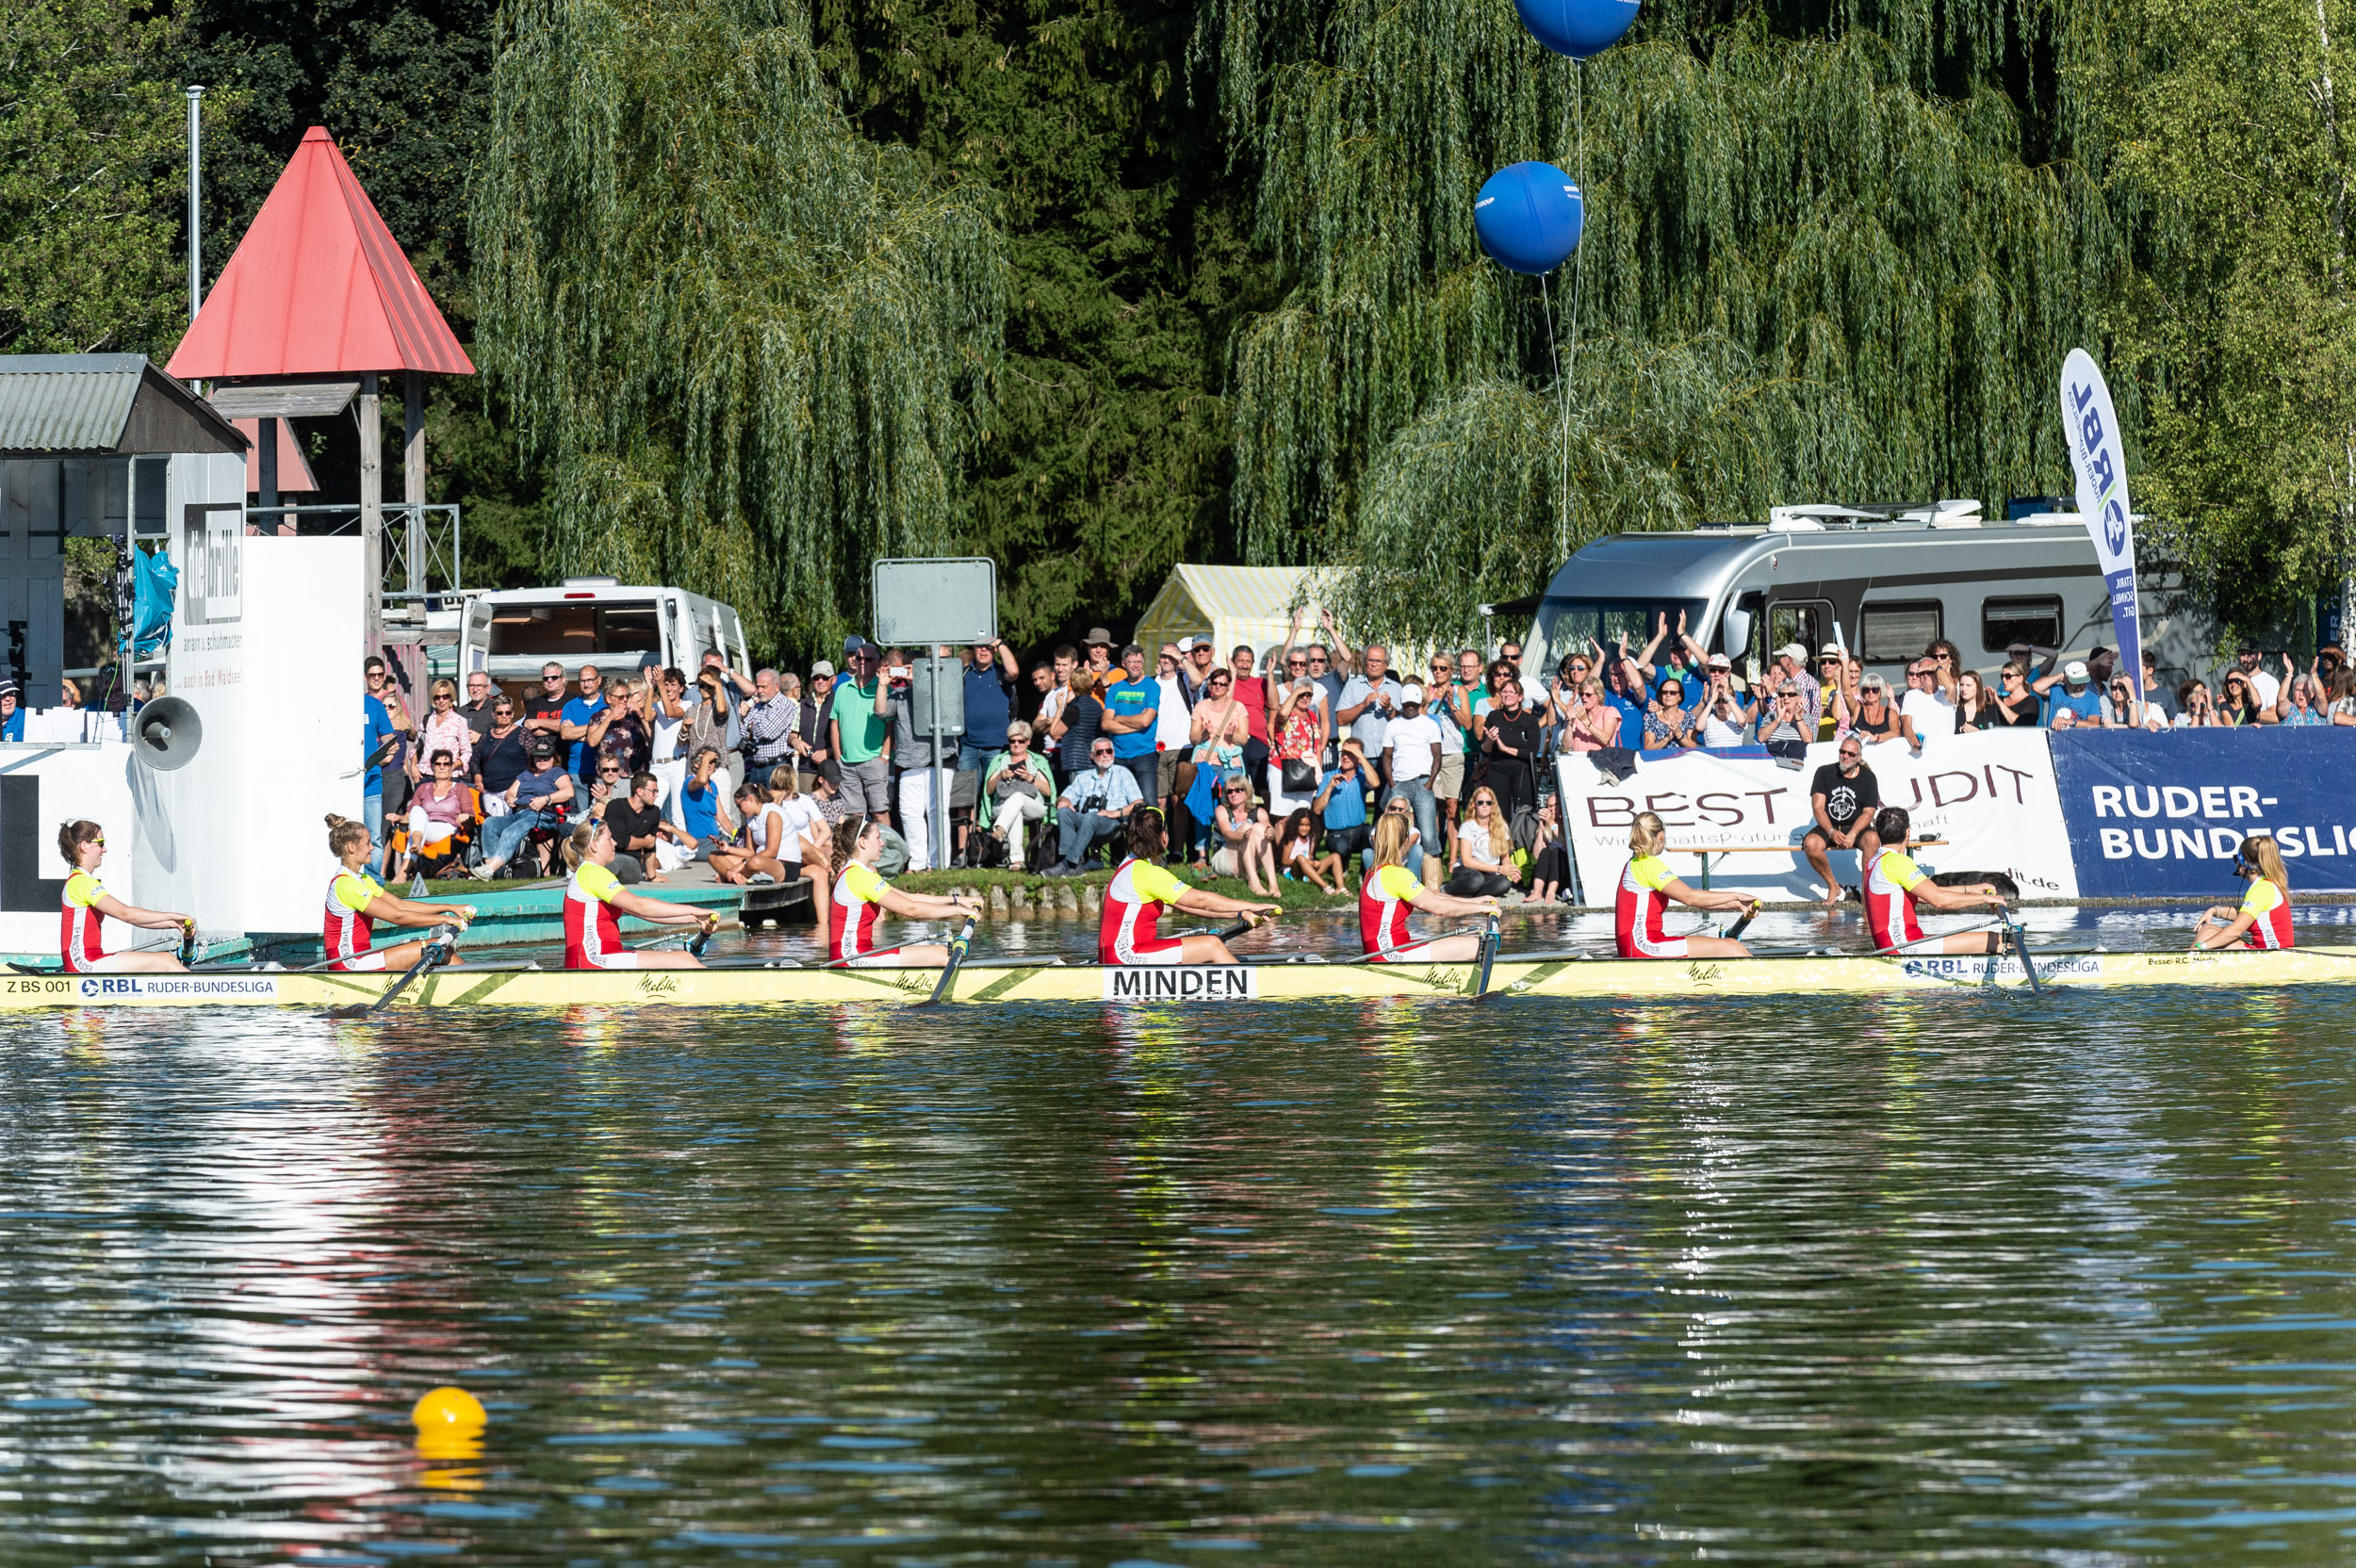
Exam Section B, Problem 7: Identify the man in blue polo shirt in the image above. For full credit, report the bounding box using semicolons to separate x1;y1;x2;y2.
560;663;608;779
1101;643;1162;811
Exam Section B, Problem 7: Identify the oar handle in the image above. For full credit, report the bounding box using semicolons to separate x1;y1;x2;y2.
687;911;718;958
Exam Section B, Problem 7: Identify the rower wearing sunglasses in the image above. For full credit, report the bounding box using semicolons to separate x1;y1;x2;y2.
1862;807;2009;955
2193;834;2295;950
57;819;191;973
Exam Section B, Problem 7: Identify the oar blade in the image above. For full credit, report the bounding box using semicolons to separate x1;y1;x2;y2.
1472;911;1503;1001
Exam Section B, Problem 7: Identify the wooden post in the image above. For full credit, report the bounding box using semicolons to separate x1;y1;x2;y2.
359;371;382;659
403;369;425;598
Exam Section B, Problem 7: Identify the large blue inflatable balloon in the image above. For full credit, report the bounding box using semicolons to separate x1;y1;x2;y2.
1474;162;1584;275
1513;0;1639;57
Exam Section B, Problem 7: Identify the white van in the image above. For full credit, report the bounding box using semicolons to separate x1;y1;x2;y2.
456;580;751;696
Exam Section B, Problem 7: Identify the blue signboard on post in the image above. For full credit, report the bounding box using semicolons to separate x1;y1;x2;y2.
2049;729;2356;895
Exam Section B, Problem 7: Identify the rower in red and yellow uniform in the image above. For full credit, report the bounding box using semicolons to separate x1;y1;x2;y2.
1099;811;1277;966
57;818;190;973
1613;811;1756;959
1861;806;2008;955
1360;813;1496;962
321;814;479;971
827;817;980;967
2194;833;2295;950
562;819;716;970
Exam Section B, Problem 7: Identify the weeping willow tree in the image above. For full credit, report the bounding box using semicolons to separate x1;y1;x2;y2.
471;0;1004;657
1200;0;2125;645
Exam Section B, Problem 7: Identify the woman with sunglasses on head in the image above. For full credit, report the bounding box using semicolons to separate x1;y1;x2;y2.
1983;662;2041;727
1211;776;1279;895
826;817;981;967
410;678;472;781
1923;640;1966;705
2218;671;2266;727
56;819;191;973
2193;834;2295;950
322;814;478;972
561;819;716;970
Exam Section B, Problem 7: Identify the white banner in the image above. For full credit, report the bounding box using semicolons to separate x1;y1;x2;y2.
1555;729;2079;902
2060;347;2143;686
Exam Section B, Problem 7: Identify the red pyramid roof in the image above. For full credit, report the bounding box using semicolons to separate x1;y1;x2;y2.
167;127;474;380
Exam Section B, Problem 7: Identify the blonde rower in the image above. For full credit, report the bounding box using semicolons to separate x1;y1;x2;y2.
57;819;190;972
563;819;716;969
322;814;478;971
2193;833;2295;950
1615;811;1757;959
1359;813;1497;962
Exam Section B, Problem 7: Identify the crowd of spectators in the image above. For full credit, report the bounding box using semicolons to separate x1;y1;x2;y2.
350;611;2356;906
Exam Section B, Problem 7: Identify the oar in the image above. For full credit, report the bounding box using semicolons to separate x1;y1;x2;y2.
1472;909;1503;1001
327;925;455;1020
914;914;978;1007
2003;909;2044;997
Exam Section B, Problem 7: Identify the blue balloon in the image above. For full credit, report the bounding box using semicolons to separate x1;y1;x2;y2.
1513;0;1639;57
1474;162;1584;275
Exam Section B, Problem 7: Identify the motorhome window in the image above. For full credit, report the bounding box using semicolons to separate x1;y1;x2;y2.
1860;602;1942;662
486;602;663;658
1982;596;2062;652
1528;598;1707;678
1766;600;1835;661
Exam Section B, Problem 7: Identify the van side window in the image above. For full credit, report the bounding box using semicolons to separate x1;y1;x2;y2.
1860;602;1941;662
1982;596;2062;652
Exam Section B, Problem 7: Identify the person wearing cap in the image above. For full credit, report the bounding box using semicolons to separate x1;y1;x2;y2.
1175;635;1219;708
0;680;22;743
1813;643;1852;742
1759;642;1824;737
2037;660;2102;727
829;638;892;825
2229;641;2282;707
1380;683;1446;852
1082;627;1116;678
1696;656;1749;747
475;734;578;879
790;659;838;792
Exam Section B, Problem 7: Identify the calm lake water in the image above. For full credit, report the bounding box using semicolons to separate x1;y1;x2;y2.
7;912;2356;1564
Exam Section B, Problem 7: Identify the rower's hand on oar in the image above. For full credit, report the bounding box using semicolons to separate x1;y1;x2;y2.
1241;905;1282;927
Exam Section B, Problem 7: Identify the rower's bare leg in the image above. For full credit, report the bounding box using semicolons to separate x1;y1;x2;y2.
83;951;187;973
1939;930;2004;955
1402;933;1483;963
1181;934;1241;964
875;942;952;969
631;949;706;969
1685;935;1752;958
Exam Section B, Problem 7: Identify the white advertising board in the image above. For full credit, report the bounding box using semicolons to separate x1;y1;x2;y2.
1554;729;2077;902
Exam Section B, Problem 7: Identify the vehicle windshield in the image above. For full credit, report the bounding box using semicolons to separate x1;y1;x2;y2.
1526;597;1709;691
483;601;661;660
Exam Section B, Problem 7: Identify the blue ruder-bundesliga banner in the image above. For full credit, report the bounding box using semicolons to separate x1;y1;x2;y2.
2049;729;2356;895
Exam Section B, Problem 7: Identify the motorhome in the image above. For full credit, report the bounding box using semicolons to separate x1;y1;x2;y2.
1518;501;2216;689
455;580;750;697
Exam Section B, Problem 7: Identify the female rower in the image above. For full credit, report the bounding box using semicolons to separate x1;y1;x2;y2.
57;818;190;973
562;819;716;970
1360;813;1497;962
322;814;479;971
1101;810;1279;966
829;817;981;967
1862;807;2009;955
2193;833;2294;950
1616;811;1757;959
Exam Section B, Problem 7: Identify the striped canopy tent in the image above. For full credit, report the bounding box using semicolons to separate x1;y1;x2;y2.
1132;564;1333;664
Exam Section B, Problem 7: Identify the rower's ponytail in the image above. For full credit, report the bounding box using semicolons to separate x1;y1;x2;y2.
831;815;868;868
57;819;101;868
1371;811;1412;869
2243;833;2289;896
1628;811;1665;858
562;819;602;871
325;814;370;858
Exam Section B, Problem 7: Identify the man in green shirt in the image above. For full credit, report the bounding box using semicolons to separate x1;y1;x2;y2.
828;639;892;822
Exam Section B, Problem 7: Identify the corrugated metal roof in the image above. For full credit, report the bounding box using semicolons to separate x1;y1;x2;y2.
0;353;145;451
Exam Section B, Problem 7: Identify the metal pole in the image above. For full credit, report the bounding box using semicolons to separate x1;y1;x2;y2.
359;371;383;660
929;651;949;874
185;87;204;323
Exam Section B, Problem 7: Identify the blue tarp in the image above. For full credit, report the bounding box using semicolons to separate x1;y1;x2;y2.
131;547;175;658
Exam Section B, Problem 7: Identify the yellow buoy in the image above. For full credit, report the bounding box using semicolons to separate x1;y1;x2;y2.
412;1385;487;1434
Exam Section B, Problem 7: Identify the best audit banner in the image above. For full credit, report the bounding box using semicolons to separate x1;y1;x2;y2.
1555;729;2078;902
2049;728;2356;895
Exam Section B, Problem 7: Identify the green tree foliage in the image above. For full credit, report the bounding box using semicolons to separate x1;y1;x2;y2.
471;0;1005;658
809;0;1266;647
1202;0;2122;641
2096;0;2356;633
0;0;194;353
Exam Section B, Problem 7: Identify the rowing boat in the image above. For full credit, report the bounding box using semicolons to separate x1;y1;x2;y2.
8;944;2354;1009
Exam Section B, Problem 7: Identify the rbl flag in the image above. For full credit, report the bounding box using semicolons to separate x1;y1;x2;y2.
2060;349;2142;691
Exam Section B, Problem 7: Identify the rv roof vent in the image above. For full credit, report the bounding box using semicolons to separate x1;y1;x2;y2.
1768;503;1880;531
562;576;621;588
1899;498;1985;529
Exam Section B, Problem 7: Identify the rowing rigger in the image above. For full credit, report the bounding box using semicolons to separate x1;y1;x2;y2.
8;944;2353;1009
